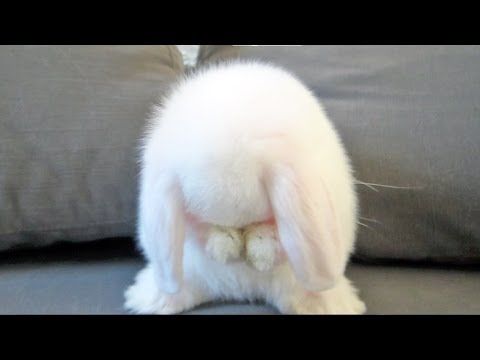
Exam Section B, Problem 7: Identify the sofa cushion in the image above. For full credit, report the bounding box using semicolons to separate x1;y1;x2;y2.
0;45;183;251
240;45;480;264
0;240;479;314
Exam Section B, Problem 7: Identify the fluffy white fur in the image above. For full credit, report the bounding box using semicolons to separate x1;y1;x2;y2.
125;61;366;314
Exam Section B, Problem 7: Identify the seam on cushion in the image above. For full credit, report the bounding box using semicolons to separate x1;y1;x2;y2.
0;219;136;236
167;45;183;73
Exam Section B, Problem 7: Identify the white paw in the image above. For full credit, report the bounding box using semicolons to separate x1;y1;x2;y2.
293;294;366;315
244;224;280;272
205;226;243;263
278;278;367;315
124;265;203;315
349;295;367;314
329;279;367;315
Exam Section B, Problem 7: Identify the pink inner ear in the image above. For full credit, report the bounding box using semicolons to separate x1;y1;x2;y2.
263;217;276;226
266;163;346;292
185;212;200;225
250;216;276;227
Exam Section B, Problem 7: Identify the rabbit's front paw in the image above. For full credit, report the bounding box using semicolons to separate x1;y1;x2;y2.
244;223;281;272
205;225;243;263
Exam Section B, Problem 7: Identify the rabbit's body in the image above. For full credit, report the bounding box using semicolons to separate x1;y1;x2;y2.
125;61;366;314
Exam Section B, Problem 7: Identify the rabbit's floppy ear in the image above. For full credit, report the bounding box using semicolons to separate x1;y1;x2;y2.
138;172;185;294
267;163;348;291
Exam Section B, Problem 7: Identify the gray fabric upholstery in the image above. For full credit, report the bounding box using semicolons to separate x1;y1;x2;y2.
0;242;478;314
238;45;480;263
196;45;244;66
0;46;183;251
2;45;479;264
2;46;479;315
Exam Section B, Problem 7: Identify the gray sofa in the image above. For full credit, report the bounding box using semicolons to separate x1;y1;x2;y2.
1;45;479;314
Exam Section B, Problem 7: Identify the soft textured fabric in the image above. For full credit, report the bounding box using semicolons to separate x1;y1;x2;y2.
0;240;479;314
2;45;480;265
0;46;183;251
197;45;244;66
236;45;480;264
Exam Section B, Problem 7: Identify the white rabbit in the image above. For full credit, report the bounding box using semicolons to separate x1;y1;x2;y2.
124;61;366;314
